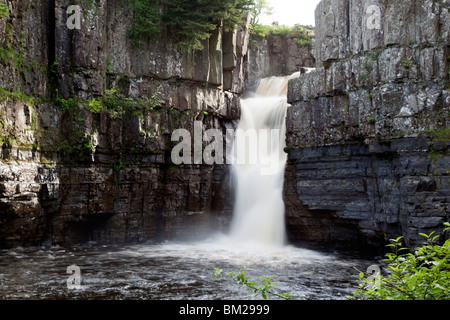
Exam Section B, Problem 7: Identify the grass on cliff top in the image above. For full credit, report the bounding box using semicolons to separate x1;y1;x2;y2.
250;24;315;46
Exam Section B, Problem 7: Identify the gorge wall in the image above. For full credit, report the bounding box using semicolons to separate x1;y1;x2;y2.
1;0;448;251
247;28;315;87
285;0;449;249
0;0;250;247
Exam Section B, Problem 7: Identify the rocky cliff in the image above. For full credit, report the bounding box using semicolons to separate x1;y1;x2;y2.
1;0;448;251
247;28;315;87
285;0;449;249
0;0;249;247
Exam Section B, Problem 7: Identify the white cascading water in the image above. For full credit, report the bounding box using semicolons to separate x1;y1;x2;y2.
228;72;300;247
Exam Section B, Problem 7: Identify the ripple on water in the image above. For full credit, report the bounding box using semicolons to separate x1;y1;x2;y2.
0;235;379;300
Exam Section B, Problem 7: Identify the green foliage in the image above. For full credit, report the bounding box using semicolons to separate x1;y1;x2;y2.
103;85;163;119
113;152;124;186
162;0;215;51
50;60;61;76
0;46;25;70
370;47;385;61
421;128;450;143
127;0;161;46
87;98;104;114
113;152;124;173
0;0;8;19
107;58;113;73
0;119;16;148
367;116;376;124
0;23;27;78
55;96;77;114
213;266;295;300
363;58;373;73
31;112;36;131
249;0;273;25
128;0;255;50
0;22;43;84
59;134;96;158
252;24;313;37
353;223;450;300
295;35;314;47
402;59;413;68
251;24;314;47
162;0;253;50
0;87;34;105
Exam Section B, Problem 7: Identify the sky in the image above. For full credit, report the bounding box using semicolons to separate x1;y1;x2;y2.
258;0;322;26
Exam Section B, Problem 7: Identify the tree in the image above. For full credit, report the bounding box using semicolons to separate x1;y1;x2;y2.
128;0;257;50
249;0;273;25
127;0;161;46
162;0;254;50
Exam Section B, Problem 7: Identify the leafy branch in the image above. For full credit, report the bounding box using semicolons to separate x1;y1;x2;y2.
213;266;295;300
353;222;450;300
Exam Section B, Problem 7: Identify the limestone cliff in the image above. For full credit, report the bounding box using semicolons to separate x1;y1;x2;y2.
285;0;449;249
0;0;249;247
247;28;315;87
1;0;448;251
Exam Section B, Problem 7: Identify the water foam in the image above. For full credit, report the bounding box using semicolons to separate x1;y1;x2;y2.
228;73;300;246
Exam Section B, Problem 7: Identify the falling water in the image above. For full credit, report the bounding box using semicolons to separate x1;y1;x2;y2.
229;72;301;246
0;71;379;300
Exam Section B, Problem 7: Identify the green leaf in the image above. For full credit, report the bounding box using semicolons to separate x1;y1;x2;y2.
432;235;440;242
212;268;223;280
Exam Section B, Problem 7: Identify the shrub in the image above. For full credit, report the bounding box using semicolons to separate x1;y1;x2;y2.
367;116;376;124
87;98;104;114
353;223;450;300
55;96;77;114
213;266;295;300
402;59;413;68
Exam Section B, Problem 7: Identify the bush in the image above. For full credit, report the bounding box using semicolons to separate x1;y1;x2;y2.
87;98;104;114
353;223;450;300
251;24;314;47
213;266;295;300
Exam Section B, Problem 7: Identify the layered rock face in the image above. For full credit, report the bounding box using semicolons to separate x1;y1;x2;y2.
248;32;315;87
0;0;248;247
285;0;449;248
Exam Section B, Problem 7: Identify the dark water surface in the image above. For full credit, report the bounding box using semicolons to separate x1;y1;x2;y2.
0;235;380;300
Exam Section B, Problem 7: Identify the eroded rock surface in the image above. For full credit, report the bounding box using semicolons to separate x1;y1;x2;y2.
285;0;449;249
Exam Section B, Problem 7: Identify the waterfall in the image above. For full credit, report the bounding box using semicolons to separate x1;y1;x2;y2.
228;72;300;247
